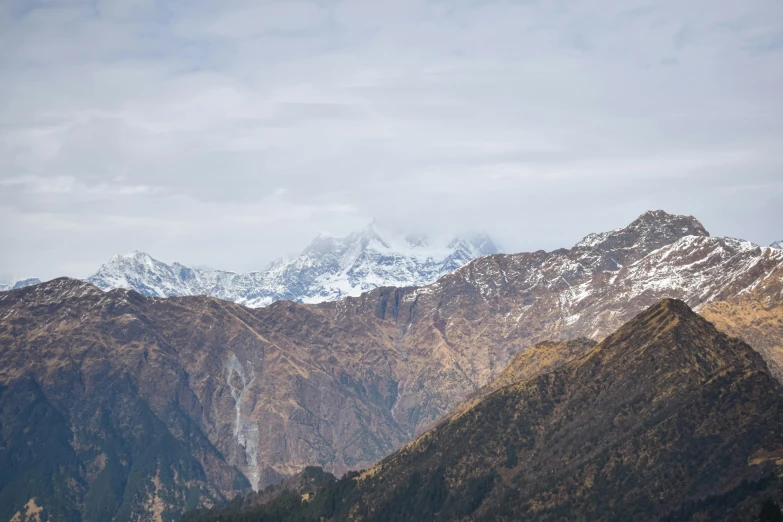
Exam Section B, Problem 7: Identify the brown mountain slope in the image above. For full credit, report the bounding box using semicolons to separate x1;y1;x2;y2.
700;264;783;379
349;299;783;521
0;281;255;521
0;280;412;520
252;212;783;441
446;338;598;422
242;211;783;477
3;210;783;521
489;337;598;390
187;299;783;521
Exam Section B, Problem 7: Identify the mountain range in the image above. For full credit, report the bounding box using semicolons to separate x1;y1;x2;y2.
2;210;783;521
0;277;41;292
185;299;783;521
85;224;499;307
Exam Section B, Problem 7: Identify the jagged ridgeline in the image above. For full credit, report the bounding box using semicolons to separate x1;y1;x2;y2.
183;299;783;522
2;211;783;521
86;224;500;307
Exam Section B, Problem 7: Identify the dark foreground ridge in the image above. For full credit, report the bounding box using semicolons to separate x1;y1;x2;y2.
183;299;783;522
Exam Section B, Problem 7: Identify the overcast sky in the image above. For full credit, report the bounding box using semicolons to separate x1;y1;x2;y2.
1;0;782;282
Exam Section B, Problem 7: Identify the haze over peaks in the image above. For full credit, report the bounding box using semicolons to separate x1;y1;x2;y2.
2;0;782;284
86;222;499;307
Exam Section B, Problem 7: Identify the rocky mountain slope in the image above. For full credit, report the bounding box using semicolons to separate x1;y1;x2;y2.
0;281;254;522
446;338;599;420
772;240;783;250
86;224;498;307
701;263;783;379
184;299;783;522
184;466;337;521
3;211;783;521
260;210;783;450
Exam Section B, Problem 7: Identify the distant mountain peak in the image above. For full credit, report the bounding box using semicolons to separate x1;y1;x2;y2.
3;277;101;303
575;210;709;250
0;277;43;292
630;209;709;237
772;240;783;250
569;210;710;271
108;249;155;264
404;233;428;248
462;233;500;255
87;226;500;306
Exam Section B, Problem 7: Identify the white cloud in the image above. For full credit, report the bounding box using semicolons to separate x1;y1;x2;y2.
1;0;782;280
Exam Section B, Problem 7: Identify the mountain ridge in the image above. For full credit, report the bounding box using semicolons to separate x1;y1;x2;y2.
184;298;783;522
701;262;783;378
0;277;42;292
85;224;499;307
3;210;783;521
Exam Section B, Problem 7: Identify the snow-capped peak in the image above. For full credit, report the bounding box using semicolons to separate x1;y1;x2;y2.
771;240;783;250
569;210;710;272
575;210;709;250
0;278;43;292
86;225;500;307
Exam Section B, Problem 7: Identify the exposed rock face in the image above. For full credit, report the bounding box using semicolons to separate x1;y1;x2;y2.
3;210;783;521
184;299;783;522
86;225;499;307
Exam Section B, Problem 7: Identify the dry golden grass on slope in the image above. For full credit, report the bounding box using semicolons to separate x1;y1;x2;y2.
702;301;783;380
701;266;783;381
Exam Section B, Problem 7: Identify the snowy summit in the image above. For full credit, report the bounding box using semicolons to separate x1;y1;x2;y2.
86;223;499;307
0;278;42;292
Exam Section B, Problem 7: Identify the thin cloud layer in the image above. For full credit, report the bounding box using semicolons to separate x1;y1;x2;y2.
1;0;782;281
